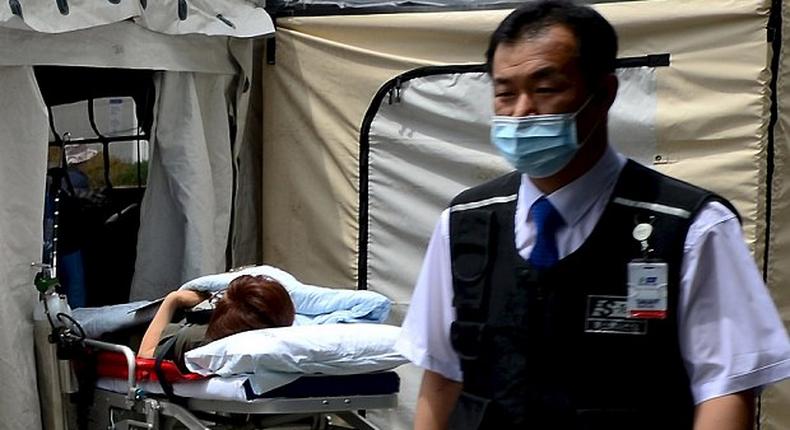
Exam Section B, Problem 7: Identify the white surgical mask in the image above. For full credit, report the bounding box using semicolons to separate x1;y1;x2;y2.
490;96;593;178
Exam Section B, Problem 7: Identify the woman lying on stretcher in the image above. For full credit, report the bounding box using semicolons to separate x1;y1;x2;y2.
137;275;295;371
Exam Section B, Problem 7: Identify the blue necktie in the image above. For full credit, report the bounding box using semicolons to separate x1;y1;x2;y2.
528;197;564;269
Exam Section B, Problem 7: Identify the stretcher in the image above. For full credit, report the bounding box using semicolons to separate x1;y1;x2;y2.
36;266;404;430
81;340;399;430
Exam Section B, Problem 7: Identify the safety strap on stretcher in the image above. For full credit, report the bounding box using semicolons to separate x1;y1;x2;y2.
155;333;181;399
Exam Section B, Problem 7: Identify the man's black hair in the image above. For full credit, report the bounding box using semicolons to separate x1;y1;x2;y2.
485;0;618;86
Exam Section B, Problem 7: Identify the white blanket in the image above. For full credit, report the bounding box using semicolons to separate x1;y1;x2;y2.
72;300;157;339
180;265;391;325
73;265;392;338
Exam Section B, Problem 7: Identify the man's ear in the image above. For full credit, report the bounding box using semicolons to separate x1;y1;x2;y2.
600;73;619;109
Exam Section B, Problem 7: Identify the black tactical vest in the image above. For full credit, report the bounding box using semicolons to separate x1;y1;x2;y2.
447;160;736;430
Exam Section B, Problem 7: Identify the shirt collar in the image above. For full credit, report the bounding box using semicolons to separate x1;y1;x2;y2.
520;145;626;226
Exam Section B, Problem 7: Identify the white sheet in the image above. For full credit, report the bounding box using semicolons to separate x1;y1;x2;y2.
96;375;251;402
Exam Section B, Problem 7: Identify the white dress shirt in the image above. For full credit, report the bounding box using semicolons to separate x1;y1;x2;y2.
395;146;790;404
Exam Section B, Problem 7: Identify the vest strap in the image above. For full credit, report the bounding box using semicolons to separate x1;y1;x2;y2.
450;209;496;314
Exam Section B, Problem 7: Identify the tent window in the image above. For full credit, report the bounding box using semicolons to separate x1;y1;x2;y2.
47;97;150;189
358;57;668;297
47;141;149;189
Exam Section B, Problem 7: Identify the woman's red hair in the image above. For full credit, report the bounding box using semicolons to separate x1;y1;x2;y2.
205;275;295;341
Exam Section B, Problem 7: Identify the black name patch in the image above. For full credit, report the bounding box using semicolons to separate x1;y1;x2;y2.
585;295;647;335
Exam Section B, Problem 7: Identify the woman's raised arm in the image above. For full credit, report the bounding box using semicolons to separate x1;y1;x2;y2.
137;290;208;358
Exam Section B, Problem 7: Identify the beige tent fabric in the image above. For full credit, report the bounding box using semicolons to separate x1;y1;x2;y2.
0;66;48;430
639;1;772;259
263;0;770;286
262;10;512;288
262;28;426;288
762;1;790;428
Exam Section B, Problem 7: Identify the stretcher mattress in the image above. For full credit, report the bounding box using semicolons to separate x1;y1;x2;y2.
247;372;400;399
96;375;252;401
93;351;400;402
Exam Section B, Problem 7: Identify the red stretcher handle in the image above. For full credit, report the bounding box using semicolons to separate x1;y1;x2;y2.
95;351;206;383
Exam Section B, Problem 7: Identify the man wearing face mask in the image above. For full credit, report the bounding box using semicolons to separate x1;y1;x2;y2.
394;1;790;429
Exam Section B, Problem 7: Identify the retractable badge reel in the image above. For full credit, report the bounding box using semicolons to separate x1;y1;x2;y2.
627;219;668;319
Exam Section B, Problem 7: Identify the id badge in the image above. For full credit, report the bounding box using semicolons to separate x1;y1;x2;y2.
627;262;668;319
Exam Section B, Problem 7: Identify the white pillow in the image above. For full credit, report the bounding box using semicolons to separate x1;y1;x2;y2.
184;323;408;377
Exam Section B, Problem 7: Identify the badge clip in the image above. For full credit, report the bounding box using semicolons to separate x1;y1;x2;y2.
631;216;655;261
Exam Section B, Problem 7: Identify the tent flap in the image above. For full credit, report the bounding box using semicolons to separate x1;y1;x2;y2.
0;66;48;430
131;71;234;300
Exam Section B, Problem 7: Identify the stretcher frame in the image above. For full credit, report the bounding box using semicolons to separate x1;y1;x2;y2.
82;339;396;430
